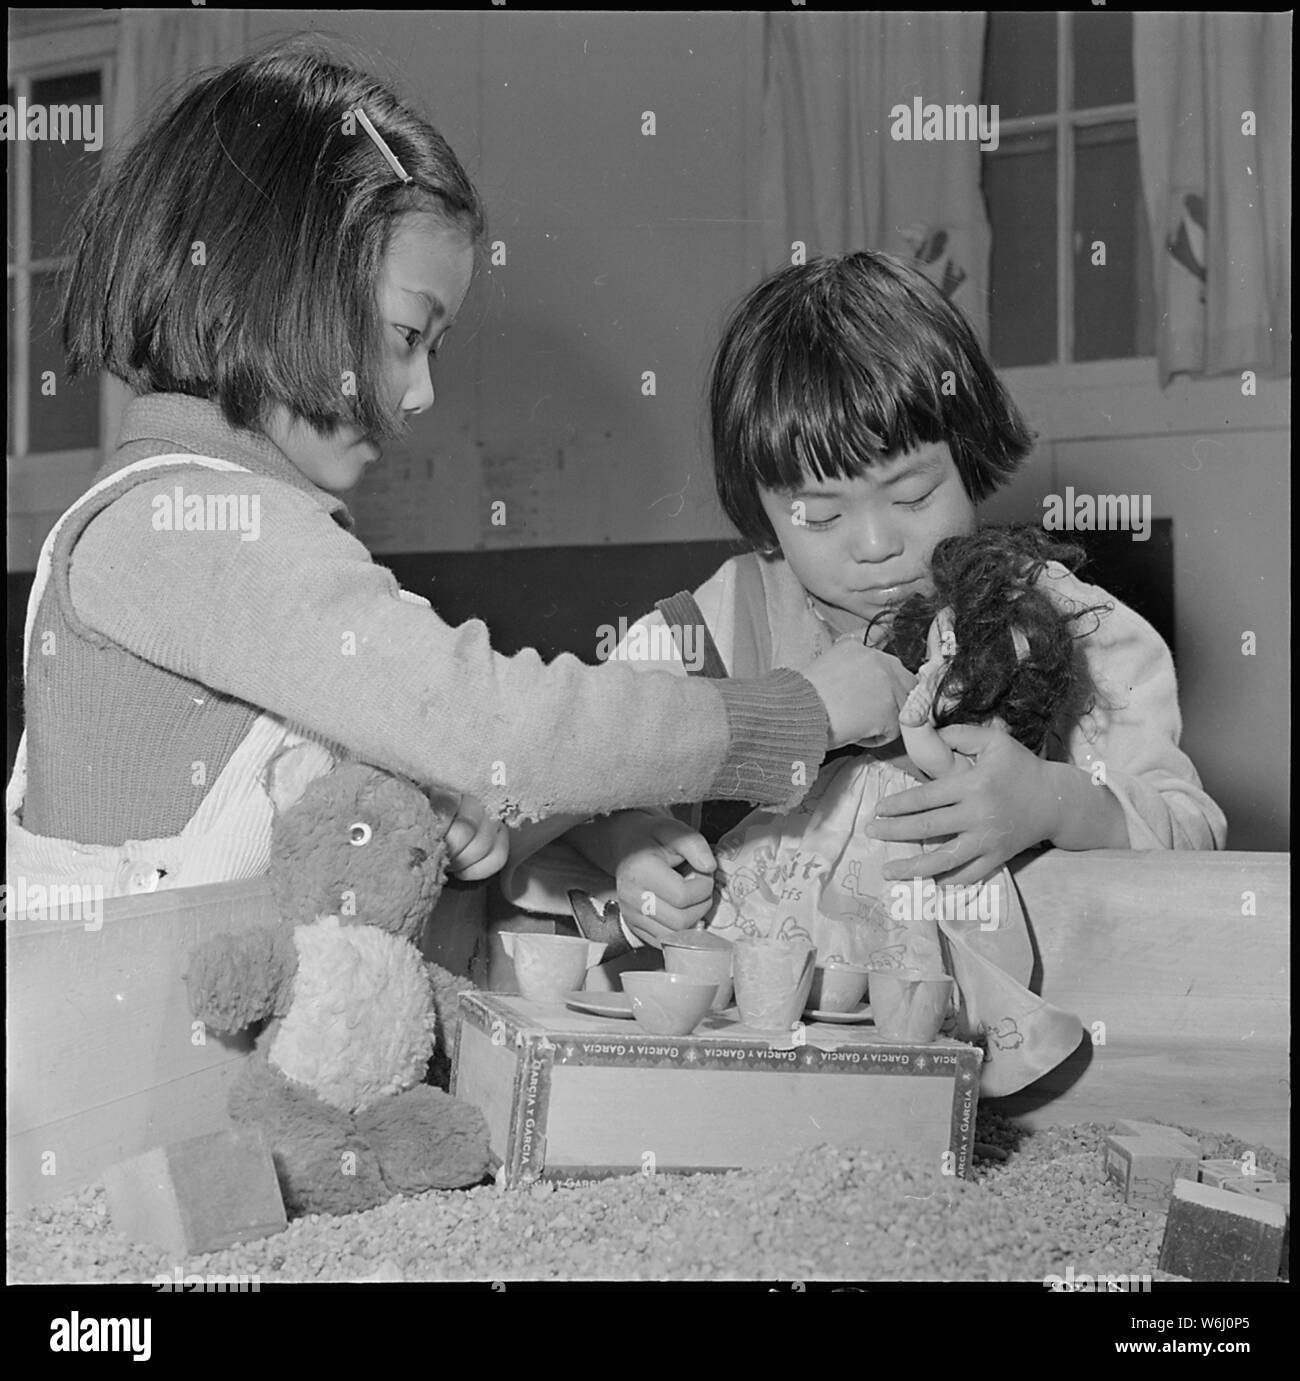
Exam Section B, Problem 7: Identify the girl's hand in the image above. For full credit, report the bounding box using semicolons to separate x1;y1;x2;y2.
800;639;917;749
443;795;509;881
865;723;1062;885
611;817;717;948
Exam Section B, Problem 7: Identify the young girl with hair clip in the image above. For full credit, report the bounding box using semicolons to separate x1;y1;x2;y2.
505;252;1226;1092
7;44;902;900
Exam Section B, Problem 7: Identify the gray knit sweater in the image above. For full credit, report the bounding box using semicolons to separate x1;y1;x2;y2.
19;393;828;845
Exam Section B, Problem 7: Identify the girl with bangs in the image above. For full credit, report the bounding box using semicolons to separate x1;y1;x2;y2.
505;252;1225;1091
7;46;899;899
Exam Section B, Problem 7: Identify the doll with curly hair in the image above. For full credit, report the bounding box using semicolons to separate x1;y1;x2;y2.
704;525;1109;1091
883;524;1109;778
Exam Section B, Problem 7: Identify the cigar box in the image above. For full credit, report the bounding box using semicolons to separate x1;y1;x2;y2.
451;992;983;1188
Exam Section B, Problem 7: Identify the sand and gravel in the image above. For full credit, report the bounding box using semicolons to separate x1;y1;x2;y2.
7;1113;1287;1284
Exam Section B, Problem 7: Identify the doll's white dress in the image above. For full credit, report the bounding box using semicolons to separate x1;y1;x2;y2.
705;749;1084;1096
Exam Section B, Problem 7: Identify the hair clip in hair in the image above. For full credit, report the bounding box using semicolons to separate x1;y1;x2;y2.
352;106;413;185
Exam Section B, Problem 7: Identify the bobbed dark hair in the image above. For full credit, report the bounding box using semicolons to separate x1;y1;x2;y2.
709;251;1035;551
61;39;486;442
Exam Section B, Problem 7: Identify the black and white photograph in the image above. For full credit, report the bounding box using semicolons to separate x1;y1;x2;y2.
4;5;1290;1319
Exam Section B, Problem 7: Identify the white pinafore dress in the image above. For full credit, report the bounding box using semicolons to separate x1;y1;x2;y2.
4;452;425;899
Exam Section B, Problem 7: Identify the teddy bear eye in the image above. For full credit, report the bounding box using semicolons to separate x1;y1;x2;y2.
348;822;373;847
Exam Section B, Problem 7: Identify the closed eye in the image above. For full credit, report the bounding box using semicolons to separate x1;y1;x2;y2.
899;488;937;510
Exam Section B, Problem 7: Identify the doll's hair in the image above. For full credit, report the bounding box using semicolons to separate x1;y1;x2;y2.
876;525;1112;754
709;251;1035;551
61;38;486;444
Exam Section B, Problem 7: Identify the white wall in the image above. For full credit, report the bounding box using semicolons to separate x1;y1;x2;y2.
247;10;765;551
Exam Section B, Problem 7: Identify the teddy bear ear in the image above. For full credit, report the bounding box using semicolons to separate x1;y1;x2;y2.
263;741;337;815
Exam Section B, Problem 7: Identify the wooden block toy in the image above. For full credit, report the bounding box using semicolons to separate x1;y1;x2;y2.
1112;1119;1204;1157
1159;1178;1286;1282
1103;1134;1200;1211
1225;1181;1290;1278
103;1125;286;1258
1198;1158;1278;1191
1224;1179;1290;1207
453;992;983;1187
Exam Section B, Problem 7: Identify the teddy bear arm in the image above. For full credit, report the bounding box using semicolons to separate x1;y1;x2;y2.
424;962;477;1088
426;962;474;1034
185;923;300;1033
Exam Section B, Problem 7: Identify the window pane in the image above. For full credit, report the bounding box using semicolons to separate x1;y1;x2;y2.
28;270;98;451
1073;123;1154;361
1072;10;1134;109
983;12;1057;120
984;129;1057;367
30;70;103;262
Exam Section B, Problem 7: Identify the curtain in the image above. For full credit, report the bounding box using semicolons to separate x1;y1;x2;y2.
1135;12;1290;385
97;11;249;457
761;12;991;345
111;8;250;145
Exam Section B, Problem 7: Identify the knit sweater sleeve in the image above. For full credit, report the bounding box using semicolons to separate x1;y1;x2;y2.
502;556;791;915
67;471;827;822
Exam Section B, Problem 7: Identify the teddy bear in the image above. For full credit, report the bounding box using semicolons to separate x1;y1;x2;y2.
184;742;491;1217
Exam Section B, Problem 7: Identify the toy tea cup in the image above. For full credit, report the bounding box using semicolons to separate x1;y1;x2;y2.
806;960;873;1014
867;969;953;1043
621;971;719;1037
500;931;607;1003
662;930;734;1009
731;938;817;1031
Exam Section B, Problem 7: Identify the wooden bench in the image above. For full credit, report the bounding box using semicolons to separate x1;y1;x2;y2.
7;849;1288;1210
993;849;1289;1151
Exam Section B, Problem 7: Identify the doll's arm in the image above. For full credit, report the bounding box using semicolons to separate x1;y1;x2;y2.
184;923;300;1034
900;668;958;779
898;608;963;780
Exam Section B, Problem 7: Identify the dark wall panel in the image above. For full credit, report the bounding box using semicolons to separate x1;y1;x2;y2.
6;525;1172;782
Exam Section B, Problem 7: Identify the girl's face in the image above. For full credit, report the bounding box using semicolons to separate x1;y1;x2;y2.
265;214;475;495
758;441;976;633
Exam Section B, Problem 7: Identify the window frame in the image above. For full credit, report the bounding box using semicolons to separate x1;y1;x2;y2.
8;15;126;571
990;11;1168;432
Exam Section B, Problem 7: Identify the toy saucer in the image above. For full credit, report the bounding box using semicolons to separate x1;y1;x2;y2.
564;991;635;1019
803;1002;872;1024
